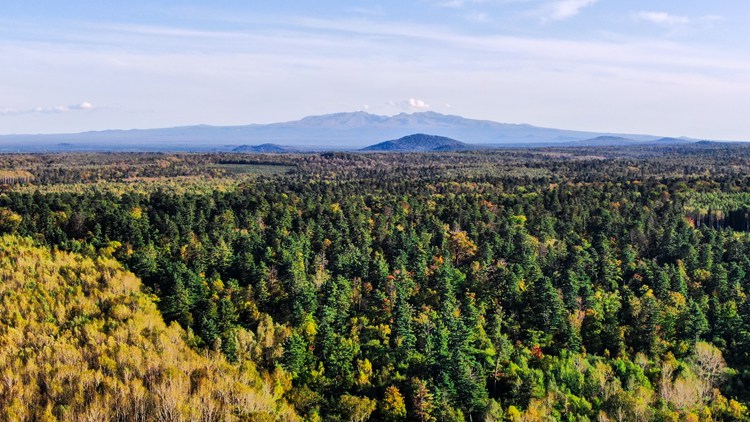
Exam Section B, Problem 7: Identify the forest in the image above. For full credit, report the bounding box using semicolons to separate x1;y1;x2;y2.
2;144;750;420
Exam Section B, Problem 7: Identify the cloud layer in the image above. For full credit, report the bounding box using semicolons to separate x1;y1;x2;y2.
0;3;745;140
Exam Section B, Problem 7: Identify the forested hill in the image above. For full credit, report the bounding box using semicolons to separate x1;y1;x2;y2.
233;143;293;153
0;235;297;421
362;133;470;152
2;146;750;420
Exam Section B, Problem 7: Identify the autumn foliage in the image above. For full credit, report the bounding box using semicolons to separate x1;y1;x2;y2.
0;235;296;421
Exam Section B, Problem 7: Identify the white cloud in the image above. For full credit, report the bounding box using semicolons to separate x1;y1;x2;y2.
0;102;97;116
637;11;690;27
543;0;597;21
406;98;431;110
71;102;94;110
387;98;432;111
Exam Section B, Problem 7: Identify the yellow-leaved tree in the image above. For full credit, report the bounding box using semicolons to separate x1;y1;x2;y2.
0;235;298;421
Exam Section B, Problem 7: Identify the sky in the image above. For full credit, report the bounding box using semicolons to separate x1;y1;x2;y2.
1;1;749;140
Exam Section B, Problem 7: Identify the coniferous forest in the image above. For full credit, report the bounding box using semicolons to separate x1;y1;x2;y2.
4;145;750;420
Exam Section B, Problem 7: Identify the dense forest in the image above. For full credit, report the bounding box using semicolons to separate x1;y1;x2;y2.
3;145;750;420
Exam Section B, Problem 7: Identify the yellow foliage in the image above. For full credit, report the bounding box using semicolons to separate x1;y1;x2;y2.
507;405;522;422
0;208;22;232
129;206;143;219
511;214;527;226
355;359;373;387
0;235;298;421
381;386;407;420
449;230;478;264
729;399;748;419
303;315;318;339
669;291;687;308
340;394;377;422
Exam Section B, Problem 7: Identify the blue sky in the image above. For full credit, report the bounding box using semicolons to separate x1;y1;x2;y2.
1;1;749;139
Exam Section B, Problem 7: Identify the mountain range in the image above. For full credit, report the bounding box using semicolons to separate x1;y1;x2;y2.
0;111;705;152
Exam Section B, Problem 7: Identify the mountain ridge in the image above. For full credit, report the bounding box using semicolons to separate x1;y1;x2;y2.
0;111;703;152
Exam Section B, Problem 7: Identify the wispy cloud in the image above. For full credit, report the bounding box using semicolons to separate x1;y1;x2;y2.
0;102;97;116
438;0;488;9
636;11;690;27
275;16;746;74
541;0;597;21
348;6;383;16
11;15;745;79
465;11;490;23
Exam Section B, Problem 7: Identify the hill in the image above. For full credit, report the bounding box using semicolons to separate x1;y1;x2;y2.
233;143;293;153
0;235;297;421
362;133;470;152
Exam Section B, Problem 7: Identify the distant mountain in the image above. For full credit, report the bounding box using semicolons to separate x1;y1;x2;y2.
233;143;292;153
573;136;638;146
569;135;697;147
0;110;705;152
362;134;470;152
653;137;693;144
